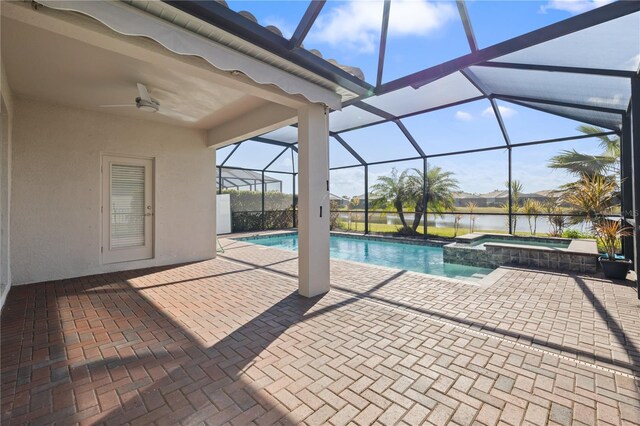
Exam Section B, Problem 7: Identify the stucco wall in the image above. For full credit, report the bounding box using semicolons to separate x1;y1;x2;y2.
1;57;14;308
11;98;216;285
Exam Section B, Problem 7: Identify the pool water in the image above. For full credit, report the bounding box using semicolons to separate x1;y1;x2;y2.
241;234;494;280
470;237;570;249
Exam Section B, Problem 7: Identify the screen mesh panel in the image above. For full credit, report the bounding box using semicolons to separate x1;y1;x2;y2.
363;72;483;117
492;12;640;71
401;99;507;155
514;100;623;131
259;126;298;144
330;105;384;132
468;66;630;111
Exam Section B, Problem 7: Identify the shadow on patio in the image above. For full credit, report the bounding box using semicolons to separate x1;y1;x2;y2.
225;254;640;376
1;262;324;425
3;254;640;425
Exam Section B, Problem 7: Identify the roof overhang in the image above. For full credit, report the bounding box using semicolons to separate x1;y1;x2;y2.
33;0;344;111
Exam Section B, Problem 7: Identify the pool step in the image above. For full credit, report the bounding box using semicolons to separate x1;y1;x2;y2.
453;273;489;282
471;273;489;279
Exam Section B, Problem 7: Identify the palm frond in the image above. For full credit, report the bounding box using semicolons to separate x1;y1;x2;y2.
577;124;620;157
548;149;617;177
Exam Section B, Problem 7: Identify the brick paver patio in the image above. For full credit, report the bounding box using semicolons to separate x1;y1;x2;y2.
2;235;640;425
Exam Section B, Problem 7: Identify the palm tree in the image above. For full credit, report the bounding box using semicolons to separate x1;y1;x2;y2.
548;125;619;179
406;167;459;233
563;174;617;225
347;196;360;230
544;197;567;237
467;201;477;233
371;168;411;229
549;125;621;227
522;199;543;235
453;213;464;237
502;180;523;233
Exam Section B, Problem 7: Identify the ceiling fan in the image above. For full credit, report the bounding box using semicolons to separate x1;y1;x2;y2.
100;83;183;118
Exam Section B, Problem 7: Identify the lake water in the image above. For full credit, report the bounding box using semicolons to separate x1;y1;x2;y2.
338;212;591;235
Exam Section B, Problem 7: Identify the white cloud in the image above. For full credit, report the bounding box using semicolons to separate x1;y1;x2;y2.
309;0;456;53
330;168;365;197
539;0;614;15
455;111;473;121
387;0;457;37
482;105;517;119
272;156;292;171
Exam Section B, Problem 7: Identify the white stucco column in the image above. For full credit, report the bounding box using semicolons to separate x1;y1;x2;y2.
297;103;330;297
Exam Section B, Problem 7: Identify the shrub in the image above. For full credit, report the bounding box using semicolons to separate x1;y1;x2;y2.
231;210;294;232
593;219;632;259
223;189;294;212
223;190;295;232
562;229;594;239
330;200;341;230
395;226;419;237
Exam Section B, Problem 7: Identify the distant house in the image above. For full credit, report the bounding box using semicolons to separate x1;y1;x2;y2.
479;190;510;207
330;193;350;208
357;193;386;209
452;192;488;207
534;189;563;200
330;193;386;209
453;189;563;208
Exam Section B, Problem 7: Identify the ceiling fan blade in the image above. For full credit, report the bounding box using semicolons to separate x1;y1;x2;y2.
137;83;152;102
99;104;137;108
157;105;197;122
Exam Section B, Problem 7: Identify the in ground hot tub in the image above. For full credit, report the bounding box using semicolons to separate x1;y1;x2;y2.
443;233;599;274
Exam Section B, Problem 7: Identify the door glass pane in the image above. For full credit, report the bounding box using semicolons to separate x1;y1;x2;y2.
111;164;145;248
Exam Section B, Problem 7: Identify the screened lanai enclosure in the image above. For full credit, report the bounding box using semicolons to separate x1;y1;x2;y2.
213;1;640;280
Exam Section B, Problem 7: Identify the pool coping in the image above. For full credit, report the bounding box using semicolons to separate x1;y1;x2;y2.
227;230;505;287
232;229;447;248
443;232;600;274
450;232;598;256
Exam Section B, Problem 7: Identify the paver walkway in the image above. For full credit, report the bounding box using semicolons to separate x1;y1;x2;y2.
1;235;640;425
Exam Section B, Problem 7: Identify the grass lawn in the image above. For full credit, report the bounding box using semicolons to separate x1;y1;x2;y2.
336;222;494;238
335;222;558;239
339;206;574;215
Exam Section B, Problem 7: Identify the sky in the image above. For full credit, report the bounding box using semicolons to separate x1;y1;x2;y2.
217;0;619;197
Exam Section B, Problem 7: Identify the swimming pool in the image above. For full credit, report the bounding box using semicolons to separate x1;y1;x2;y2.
240;234;494;280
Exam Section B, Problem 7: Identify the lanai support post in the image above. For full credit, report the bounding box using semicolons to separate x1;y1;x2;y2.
630;77;640;296
292;148;297;229
508;148;513;234
298;104;330;297
261;171;266;230
621;114;633;265
423;157;428;238
364;165;369;235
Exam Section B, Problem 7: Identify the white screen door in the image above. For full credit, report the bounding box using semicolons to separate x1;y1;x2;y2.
102;155;154;263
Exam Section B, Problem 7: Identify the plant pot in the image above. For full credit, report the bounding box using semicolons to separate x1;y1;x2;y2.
599;258;632;280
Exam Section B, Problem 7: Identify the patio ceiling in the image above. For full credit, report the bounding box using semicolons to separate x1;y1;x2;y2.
1;14;267;130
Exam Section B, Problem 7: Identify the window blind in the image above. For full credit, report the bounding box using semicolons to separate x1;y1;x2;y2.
111;164;145;248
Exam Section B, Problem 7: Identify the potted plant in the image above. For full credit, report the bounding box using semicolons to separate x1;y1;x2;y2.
594;219;633;279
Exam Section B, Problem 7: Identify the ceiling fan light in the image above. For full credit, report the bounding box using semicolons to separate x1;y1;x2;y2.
136;98;159;113
138;104;157;113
